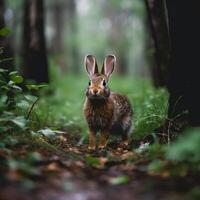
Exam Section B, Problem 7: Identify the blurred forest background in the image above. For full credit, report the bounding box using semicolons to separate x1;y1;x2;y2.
1;0;200;199
1;0;150;77
1;0;166;139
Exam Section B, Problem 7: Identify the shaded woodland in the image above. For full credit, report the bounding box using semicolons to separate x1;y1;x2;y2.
0;0;200;199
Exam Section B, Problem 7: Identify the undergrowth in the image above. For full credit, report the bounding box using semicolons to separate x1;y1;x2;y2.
1;64;200;186
32;65;169;141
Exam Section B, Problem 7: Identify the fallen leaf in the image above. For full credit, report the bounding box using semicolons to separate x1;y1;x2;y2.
46;162;61;171
109;175;129;185
69;147;81;154
120;151;135;160
7;170;22;181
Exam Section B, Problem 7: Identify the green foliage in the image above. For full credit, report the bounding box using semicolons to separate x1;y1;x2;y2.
0;27;11;36
30;74;85;130
166;128;200;164
0;70;26;131
26;84;47;90
7;152;42;176
145;129;200;177
85;156;100;167
109;175;129;185
0;69;46;185
99;77;168;139
0;68;45;153
0;69;39;121
142;142;165;159
148;159;166;173
190;186;200;200
131;86;168;139
10;73;23;84
32;66;168;141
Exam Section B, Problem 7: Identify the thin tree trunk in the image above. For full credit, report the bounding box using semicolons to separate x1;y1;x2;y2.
51;2;64;53
67;0;79;74
145;0;171;87
0;0;14;70
50;1;67;72
22;0;49;83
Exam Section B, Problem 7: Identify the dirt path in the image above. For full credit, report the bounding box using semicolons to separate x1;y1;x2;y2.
0;133;197;200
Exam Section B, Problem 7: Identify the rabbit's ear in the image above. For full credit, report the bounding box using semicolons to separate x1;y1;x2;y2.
101;55;116;78
84;55;98;76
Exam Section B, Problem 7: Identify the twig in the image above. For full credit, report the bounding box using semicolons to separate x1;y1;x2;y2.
26;97;40;119
171;96;183;115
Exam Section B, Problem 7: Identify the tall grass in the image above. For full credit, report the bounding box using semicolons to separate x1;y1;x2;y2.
32;66;169;140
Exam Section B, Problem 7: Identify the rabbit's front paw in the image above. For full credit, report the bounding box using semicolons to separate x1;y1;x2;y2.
98;144;107;149
88;131;96;150
88;145;96;150
99;131;109;149
123;140;128;146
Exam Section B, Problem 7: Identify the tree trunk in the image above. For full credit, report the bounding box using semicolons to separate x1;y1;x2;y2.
145;0;171;87
49;0;67;72
22;0;49;83
146;0;200;129
66;0;79;74
166;0;200;127
0;0;14;70
51;1;64;54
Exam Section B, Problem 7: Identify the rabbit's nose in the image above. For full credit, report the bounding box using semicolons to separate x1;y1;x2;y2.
93;89;99;95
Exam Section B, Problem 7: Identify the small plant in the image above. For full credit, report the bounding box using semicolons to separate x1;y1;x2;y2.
146;128;200;177
0;65;51;184
166;128;200;164
0;69;46;133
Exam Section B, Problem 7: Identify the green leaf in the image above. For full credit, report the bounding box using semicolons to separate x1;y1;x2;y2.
10;116;27;129
37;84;48;89
24;95;38;102
0;58;13;64
16;100;30;110
85;156;100;167
9;71;18;76
38;128;56;137
1;85;9;91
0;27;11;36
109;176;129;185
28;152;42;162
26;84;47;90
166;128;200;163
8;80;14;85
148;160;165;173
10;75;23;84
0;80;7;85
11;85;22;91
26;84;39;90
0;68;8;73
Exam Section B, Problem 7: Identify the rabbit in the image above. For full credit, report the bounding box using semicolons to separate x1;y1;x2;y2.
83;55;133;150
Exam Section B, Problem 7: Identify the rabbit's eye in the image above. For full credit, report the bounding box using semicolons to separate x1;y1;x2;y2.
103;80;106;86
88;80;91;86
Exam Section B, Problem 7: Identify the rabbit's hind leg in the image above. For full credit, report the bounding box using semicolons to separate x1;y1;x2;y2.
121;116;133;146
122;133;129;146
88;130;96;150
99;130;109;149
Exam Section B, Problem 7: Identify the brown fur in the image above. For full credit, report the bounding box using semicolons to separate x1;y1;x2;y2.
83;55;133;150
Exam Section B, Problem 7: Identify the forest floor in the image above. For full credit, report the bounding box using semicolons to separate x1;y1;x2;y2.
0;131;198;200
